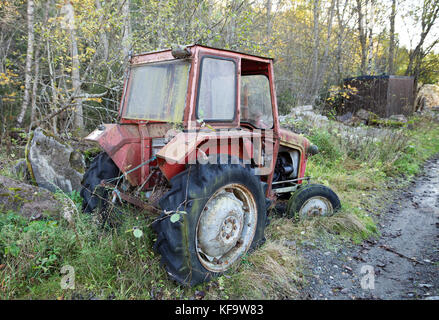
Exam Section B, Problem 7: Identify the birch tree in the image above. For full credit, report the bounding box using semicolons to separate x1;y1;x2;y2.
16;0;35;126
388;0;396;74
61;1;83;129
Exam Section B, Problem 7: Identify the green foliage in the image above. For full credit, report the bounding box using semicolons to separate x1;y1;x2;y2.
68;190;82;210
0;208;180;299
83;147;102;163
318;84;360;115
304;116;439;244
277;90;297;115
308;130;343;164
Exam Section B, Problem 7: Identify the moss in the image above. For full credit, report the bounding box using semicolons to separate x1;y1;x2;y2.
69;151;85;174
369;118;406;127
83;147;102;162
24;130;36;185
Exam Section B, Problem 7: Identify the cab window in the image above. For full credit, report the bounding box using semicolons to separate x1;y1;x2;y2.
197;57;236;121
240;75;273;129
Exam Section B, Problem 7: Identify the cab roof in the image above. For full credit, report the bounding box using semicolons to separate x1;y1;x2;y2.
130;44;274;65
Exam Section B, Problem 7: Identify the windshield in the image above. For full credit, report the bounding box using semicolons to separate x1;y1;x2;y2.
123;60;191;122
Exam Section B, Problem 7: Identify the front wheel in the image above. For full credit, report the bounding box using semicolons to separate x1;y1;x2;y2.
287;184;341;219
152;163;268;286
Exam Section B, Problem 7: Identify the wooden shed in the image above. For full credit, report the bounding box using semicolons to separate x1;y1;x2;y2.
343;75;415;117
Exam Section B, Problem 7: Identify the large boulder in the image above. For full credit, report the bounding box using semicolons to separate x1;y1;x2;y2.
416;84;439;111
0;175;63;220
27;128;86;193
280;105;392;143
388;114;408;123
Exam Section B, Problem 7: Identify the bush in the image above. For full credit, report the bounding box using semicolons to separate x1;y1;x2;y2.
308;129;343;164
277;89;297;115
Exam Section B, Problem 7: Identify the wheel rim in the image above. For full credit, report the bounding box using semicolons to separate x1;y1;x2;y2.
299;196;333;218
196;183;258;272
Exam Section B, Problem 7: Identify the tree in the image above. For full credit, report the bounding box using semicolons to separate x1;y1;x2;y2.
388;0;396;74
16;0;35;126
356;0;368;75
405;0;439;77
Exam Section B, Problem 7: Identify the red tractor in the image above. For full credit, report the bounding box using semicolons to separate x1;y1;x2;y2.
81;44;340;286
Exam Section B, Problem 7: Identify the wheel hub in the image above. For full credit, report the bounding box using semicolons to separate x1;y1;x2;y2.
220;215;241;243
300;196;333;217
197;191;244;258
196;183;257;272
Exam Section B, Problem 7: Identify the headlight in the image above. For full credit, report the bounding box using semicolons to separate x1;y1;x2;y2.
307;144;319;156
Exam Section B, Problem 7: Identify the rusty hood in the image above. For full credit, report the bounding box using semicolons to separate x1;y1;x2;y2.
278;127;310;153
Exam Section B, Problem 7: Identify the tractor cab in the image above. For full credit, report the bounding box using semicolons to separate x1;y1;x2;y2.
120;44;278;133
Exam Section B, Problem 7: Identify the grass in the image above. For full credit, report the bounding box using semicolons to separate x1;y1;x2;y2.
0;115;439;299
0;206;187;299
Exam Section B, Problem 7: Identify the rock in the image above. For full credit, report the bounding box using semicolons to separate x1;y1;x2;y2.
12;159;30;180
27;128;85;193
336;112;353;123
356;109;372;121
425;296;439;300
281;105;393;145
388;114;408;123
346;116;365;126
294;105;313;112
0;175;63;220
416;84;439;111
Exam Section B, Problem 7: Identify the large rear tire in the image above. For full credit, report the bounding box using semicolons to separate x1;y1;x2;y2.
152;162;269;286
80;152;120;213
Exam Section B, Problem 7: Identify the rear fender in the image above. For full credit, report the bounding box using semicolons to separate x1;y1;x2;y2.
156;130;263;181
84;123;170;186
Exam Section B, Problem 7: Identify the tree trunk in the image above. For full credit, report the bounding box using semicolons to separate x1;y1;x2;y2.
47;39;59;134
122;0;131;59
310;0;320;102
319;0;336;88
388;0;396;75
17;0;35;126
266;0;272;40
366;0;375;74
356;0;367;75
30;0;51;126
335;0;349;83
95;0;109;60
30;46;40;125
67;2;83;130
